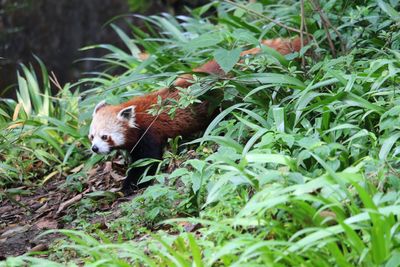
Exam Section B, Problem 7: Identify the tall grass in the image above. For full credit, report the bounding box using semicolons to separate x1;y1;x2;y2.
0;59;86;187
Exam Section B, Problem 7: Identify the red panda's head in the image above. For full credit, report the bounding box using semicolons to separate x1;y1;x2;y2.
89;100;137;154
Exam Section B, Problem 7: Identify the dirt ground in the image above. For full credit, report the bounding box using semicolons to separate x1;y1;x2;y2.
0;160;131;259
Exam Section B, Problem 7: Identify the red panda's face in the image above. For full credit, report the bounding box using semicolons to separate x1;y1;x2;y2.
89;101;137;154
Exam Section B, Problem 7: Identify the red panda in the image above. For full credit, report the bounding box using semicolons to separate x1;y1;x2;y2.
89;37;305;194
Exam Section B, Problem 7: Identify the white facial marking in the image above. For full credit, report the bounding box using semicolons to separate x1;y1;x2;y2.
117;105;137;128
93;100;107;116
89;107;126;154
90;131;124;154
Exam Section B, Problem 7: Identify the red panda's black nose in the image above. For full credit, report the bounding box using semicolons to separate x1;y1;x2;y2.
92;145;99;153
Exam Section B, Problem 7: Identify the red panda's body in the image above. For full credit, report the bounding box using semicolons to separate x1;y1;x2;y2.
89;37;305;193
116;88;211;150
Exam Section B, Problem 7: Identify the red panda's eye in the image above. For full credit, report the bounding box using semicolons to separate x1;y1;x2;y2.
101;135;108;141
89;135;94;140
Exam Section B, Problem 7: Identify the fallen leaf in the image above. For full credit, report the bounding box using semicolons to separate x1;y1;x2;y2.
113;157;126;165
87;167;98;178
42;170;60;184
56;189;89;214
178;222;202;232
29;244;48;252
70;164;84;174
38;197;48;204
104;161;112;173
102;162;113;188
0;225;30;238
35;202;49;214
35;219;58;230
110;171;125;181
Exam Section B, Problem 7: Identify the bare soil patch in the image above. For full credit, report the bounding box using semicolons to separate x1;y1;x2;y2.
0;160;130;259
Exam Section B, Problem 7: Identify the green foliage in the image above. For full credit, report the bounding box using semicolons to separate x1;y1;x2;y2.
0;59;87;187
214;48;242;73
2;0;400;266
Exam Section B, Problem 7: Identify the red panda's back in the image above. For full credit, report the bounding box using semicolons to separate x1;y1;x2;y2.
126;88;211;141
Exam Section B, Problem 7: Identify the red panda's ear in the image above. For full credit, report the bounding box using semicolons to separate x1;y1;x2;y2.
117;105;137;128
93;100;108;116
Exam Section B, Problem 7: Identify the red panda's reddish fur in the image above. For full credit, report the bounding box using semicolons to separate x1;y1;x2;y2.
174;37;305;87
91;37;306;193
119;38;305;147
112;87;210;151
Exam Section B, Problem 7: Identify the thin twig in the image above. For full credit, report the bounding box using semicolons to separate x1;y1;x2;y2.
315;0;345;53
56;189;90;214
309;0;345;55
129;113;161;154
223;0;312;37
129;91;172;154
317;13;336;56
301;1;317;63
300;0;306;72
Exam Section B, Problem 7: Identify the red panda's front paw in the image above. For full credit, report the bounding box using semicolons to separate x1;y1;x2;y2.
120;185;135;196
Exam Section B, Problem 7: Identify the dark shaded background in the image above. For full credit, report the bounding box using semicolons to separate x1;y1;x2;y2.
0;0;208;97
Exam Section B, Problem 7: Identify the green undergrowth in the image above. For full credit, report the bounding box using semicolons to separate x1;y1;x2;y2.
2;0;400;266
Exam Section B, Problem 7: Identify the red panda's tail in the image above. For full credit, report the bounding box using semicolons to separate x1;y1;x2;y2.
241;37;306;57
262;37;306;55
174;37;306;87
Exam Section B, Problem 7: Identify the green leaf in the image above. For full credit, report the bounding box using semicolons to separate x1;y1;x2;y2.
157;17;187;43
242;128;268;155
233;29;259;45
111;24;141;57
186;32;223;51
196;136;243;153
17;72;32;115
386;251;400;267
201;103;248;138
272;107;285;132
213;48;242;73
237;73;305;89
0;107;10;119
21;64;42;114
379;132;400;160
344;92;385;115
246;153;294;166
378;0;400;22
34;129;64;157
188;234;204;267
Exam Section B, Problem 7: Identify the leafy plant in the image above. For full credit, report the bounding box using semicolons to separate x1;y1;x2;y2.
0;59;86;187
